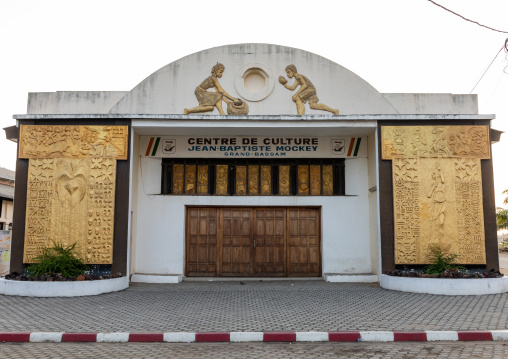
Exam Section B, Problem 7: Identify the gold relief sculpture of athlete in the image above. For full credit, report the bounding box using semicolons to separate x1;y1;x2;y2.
279;65;339;115
184;63;240;115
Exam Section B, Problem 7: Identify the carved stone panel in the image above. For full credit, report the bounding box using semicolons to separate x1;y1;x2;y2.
24;158;116;264
185;165;196;194
216;165;228;195
298;166;309;195
248;165;259;195
236;166;247;195
310;165;321;195
197;165;208;195
454;158;486;263
382;126;490;160
393;157;485;264
279;166;290;195
260;166;271;195
322;165;333;196
20;125;128;160
393;158;420;264
173;165;184;194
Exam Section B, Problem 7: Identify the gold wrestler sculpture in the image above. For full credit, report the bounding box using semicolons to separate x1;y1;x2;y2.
279;65;339;115
184;63;241;115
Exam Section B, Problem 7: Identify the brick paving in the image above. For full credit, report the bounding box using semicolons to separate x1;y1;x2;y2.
0;281;507;333
1;342;508;359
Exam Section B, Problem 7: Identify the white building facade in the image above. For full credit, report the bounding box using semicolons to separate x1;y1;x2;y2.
8;44;500;283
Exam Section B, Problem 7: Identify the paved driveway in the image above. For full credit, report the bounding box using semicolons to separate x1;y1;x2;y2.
0;281;507;333
2;342;508;359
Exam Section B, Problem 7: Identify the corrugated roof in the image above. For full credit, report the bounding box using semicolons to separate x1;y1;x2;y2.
0;184;14;200
0;167;14;181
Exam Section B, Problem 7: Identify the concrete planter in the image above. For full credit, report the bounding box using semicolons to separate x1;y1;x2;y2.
380;274;508;295
0;277;129;297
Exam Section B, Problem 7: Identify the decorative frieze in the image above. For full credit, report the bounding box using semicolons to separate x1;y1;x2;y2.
20;125;128;160
382;126;490;160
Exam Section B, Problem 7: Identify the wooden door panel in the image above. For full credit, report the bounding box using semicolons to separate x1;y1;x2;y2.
221;208;253;276
186;208;218;276
186;207;320;277
287;208;320;277
254;208;285;276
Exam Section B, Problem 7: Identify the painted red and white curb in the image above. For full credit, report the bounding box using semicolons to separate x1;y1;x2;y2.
1;331;507;343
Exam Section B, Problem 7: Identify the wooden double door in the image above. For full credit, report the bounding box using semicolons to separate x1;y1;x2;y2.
186;207;321;277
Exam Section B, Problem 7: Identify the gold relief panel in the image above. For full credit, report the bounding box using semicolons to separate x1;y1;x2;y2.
453;158;486;263
393;158;420;264
248;165;259;195
381;126;490;160
236;166;247;195
298;166;309;195
279;166;290;195
216;165;228;195
322;165;333;196
393;157;485;265
24;158;116;264
173;165;184;194
197;165;208;195
260;166;271;195
185;165;196;194
20;125;128;160
310;165;321;195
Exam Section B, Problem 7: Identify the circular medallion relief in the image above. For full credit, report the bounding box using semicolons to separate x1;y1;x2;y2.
234;63;275;102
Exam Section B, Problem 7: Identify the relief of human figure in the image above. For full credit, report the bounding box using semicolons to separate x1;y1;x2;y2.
279;65;339;115
427;165;449;252
184;63;240;115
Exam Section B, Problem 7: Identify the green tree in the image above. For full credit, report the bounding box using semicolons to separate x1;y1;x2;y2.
497;207;508;229
497;189;508;230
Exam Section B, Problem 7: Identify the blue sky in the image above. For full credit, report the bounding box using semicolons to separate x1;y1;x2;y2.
1;0;507;205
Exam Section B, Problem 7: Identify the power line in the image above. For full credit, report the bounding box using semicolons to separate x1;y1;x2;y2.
505;38;508;74
427;0;508;34
470;41;506;94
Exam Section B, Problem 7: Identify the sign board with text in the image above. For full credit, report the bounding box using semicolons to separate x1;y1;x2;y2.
142;136;366;159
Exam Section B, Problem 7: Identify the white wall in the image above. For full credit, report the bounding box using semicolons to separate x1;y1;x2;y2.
25;45;479;117
132;155;372;276
0;200;13;230
367;131;380;275
27;91;128;114
382;93;478;115
129;134;140;275
110;44;398;116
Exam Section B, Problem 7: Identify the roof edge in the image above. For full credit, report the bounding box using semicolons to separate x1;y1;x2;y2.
12;114;496;121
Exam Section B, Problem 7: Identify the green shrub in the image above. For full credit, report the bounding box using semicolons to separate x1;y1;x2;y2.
424;244;465;276
496;207;508;230
25;242;88;278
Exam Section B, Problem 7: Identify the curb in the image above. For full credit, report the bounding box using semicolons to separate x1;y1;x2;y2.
0;331;505;343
